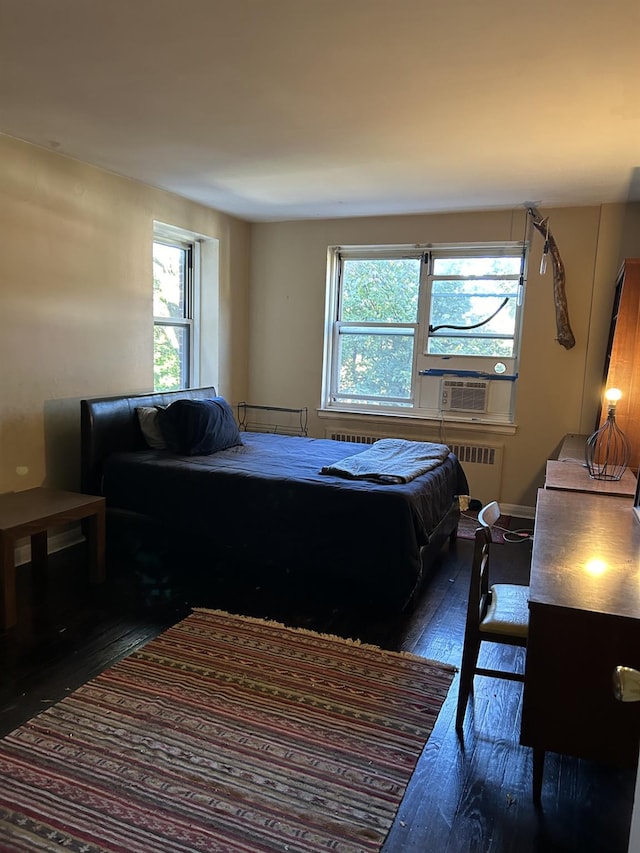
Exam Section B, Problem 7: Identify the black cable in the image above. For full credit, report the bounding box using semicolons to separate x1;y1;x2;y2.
429;297;509;334
460;511;533;544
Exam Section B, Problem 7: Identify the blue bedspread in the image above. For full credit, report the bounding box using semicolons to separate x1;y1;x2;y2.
101;432;467;609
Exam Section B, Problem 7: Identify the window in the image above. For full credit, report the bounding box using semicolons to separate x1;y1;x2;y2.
323;243;526;422
153;225;200;391
330;251;421;408
428;254;522;358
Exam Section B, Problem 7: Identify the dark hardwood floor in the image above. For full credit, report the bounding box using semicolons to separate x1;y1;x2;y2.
0;524;635;852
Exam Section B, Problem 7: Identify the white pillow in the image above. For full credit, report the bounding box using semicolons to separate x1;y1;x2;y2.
136;406;167;450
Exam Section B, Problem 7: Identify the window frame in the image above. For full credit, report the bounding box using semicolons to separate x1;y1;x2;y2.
423;248;524;359
330;245;424;409
153;223;201;391
322;241;527;423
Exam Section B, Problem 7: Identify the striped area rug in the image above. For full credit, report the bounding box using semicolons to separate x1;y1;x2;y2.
0;608;454;853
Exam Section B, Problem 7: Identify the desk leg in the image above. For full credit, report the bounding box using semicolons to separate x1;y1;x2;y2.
86;505;106;583
0;534;17;630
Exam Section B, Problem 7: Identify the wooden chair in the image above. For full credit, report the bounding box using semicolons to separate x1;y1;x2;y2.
455;501;530;733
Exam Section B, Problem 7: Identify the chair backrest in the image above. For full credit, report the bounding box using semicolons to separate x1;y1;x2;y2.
478;500;501;528
465;526;494;635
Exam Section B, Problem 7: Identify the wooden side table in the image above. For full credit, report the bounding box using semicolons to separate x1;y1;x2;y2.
0;487;105;630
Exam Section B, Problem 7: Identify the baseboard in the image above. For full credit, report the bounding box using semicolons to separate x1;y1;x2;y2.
15;526;85;567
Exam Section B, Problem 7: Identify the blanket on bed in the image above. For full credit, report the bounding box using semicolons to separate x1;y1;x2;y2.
320;438;451;484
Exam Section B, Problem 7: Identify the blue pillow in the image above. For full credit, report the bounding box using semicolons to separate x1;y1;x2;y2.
157;397;242;455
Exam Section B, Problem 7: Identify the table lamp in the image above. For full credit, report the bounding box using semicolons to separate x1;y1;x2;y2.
585;388;631;481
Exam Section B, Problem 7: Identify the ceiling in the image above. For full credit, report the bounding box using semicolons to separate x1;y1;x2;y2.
2;0;639;222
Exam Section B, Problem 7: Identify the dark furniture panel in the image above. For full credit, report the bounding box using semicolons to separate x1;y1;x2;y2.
600;258;640;471
521;489;640;769
523;603;640;767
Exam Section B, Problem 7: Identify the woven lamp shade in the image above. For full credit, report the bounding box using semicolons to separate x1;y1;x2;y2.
585;389;631;481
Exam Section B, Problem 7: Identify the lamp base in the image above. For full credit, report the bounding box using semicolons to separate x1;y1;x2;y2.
587;469;625;482
584;409;631;483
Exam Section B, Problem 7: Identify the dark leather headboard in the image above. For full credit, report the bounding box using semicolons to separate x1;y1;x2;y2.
80;386;217;495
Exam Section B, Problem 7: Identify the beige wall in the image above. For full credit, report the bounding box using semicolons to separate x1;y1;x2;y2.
2;129;639;513
249;204;640;512
0;134;250;494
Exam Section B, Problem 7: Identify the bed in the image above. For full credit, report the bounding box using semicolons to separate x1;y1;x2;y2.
80;387;468;612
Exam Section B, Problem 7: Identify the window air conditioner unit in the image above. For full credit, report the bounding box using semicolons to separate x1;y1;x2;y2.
440;379;489;413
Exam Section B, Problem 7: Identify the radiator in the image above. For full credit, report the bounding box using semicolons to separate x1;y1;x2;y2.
328;432;378;445
326;430;503;504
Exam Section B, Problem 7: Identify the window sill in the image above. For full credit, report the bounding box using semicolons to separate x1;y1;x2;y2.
316;407;517;437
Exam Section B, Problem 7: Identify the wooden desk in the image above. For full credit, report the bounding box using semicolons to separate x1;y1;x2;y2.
0;487;105;630
521;489;640;781
545;459;637;497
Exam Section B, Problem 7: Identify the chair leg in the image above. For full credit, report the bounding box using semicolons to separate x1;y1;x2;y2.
456;637;480;732
532;747;545;806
